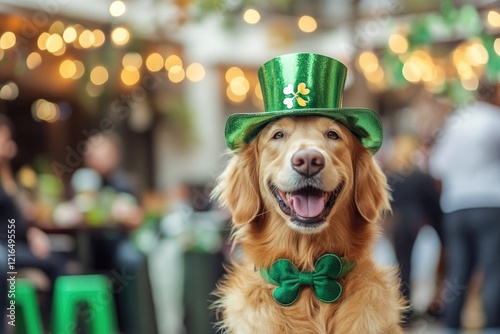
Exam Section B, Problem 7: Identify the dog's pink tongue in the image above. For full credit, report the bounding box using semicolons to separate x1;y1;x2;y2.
289;194;325;218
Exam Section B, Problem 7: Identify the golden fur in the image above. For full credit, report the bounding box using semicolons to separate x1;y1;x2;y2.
213;116;405;334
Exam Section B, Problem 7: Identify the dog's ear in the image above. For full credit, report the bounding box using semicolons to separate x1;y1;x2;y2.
353;147;390;223
213;143;262;226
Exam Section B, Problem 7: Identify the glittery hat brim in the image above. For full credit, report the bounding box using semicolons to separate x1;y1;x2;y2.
224;108;383;154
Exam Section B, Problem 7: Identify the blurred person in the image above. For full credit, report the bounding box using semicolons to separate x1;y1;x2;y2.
0;114;70;331
81;132;156;334
429;80;500;334
385;135;443;325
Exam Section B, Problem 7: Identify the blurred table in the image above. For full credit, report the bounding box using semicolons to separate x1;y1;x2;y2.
42;224;126;272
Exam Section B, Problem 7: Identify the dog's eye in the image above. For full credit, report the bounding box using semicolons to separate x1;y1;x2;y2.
327;131;339;140
272;132;284;139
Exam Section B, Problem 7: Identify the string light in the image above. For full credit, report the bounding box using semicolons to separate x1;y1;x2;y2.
72;60;85;79
243;9;260;24
225;67;244;83
298;16;317;33
46;34;64;53
63;27;77;43
146;53;164;72
60;59;77;79
487;10;500;28
110;1;127;17
388;34;408;54
122;52;143;69
186;63;205;82
0;82;19;100
165;55;182;71
0;32;16;49
26;52;42;69
168;65;185;83
92;30;105;47
111;27;130;46
90;66;109;85
121;66;140;86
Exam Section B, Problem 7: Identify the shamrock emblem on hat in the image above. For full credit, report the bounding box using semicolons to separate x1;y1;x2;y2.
283;82;310;109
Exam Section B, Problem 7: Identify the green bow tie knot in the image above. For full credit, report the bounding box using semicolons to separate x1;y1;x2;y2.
260;254;355;306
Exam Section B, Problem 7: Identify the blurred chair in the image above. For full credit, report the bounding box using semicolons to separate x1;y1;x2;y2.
51;274;118;334
12;279;44;334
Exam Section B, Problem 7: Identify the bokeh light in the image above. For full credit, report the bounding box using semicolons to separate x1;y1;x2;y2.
26;52;42;69
111;27;130;46
90;66;109;85
146;53;164;72
298;16;317;33
186;63;205;82
121;66;140;86
243;9;260;24
110;1;127;17
0;32;16;49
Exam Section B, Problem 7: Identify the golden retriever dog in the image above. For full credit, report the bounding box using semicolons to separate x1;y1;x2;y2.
213;116;405;334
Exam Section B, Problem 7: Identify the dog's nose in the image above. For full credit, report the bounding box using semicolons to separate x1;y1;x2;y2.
291;149;325;176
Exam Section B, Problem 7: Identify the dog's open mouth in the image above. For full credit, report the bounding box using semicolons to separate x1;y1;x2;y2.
271;182;344;228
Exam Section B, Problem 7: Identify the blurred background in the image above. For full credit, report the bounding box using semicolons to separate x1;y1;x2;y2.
0;0;499;333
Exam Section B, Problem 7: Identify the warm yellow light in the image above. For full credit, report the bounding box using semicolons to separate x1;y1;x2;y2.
26;52;42;69
121;66;140;86
122;52;143;69
90;66;109;85
364;67;384;83
452;44;466;66
37;32;50;51
456;61;474;79
52;43;66;56
79;30;95;49
146;53;164;72
186;63;205;82
46;34;64;53
462;74;479;91
60;60;77;79
110;1;127;17
111;27;130;46
243;9;260;24
487;10;500;28
72;60;85;79
86;82;104;97
225;67;244;83
226;86;246;103
18;166;37;189
92;30;105;47
168;66;185;83
0;82;19;100
254;83;263;100
495;38;500;56
63;27;77;43
402;61;421;83
357;51;379;73
388;34;408;54
34;99;59;123
230;76;250;96
49;21;65;34
165;55;183;71
298;15;317;33
0;32;16;50
465;42;488;66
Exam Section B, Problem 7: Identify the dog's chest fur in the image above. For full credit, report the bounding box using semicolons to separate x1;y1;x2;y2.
215;258;403;334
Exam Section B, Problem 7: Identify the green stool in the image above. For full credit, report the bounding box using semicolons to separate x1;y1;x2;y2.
52;275;118;334
11;279;44;334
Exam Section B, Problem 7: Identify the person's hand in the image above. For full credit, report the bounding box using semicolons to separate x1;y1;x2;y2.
27;227;51;259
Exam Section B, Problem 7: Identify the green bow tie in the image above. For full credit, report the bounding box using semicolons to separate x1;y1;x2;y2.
260;254;355;306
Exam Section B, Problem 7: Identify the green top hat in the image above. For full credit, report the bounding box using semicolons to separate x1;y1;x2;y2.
224;53;383;154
